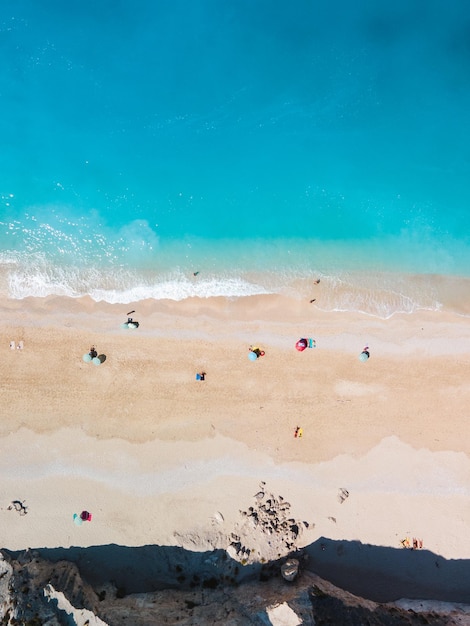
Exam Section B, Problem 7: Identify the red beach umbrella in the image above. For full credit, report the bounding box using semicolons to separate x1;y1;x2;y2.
295;338;308;352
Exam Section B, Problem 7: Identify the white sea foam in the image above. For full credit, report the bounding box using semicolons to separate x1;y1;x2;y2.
88;276;272;303
4;262;272;303
317;288;442;319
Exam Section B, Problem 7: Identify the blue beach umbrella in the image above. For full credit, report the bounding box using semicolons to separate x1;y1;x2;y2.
248;351;258;361
359;351;369;362
73;513;83;526
92;357;102;366
82;353;92;363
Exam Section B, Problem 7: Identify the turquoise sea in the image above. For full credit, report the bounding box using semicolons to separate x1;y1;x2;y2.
1;1;469;317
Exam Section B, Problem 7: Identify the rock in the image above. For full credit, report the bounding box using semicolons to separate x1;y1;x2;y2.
266;601;302;626
281;559;299;582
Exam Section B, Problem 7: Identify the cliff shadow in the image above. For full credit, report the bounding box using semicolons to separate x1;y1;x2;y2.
5;537;470;604
6;544;263;595
304;537;470;604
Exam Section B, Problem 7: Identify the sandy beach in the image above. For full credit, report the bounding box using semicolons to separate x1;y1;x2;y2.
1;293;470;602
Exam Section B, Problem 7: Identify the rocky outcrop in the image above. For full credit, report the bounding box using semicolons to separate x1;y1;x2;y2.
0;550;107;625
281;559;299;582
1;549;467;626
228;482;313;565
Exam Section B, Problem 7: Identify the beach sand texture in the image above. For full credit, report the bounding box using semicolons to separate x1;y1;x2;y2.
1;294;470;601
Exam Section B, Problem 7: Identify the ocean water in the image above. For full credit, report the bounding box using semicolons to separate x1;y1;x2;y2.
0;1;469;317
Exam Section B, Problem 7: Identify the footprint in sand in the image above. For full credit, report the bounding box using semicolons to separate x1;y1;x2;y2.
337;488;349;504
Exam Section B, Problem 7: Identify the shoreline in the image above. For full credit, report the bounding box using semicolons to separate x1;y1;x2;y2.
1;293;470;603
2;266;470;318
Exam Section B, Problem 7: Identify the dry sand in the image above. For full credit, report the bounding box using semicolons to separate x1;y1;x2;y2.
1;294;470;599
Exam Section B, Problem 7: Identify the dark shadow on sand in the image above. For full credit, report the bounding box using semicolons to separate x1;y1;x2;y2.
304;537;469;604
5;537;470;603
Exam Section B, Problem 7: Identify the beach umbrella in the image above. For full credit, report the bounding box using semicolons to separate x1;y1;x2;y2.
82;353;92;363
121;323;129;329
92;357;102;366
248;351;258;361
295;339;308;352
359;351;369;362
128;323;137;329
73;513;83;526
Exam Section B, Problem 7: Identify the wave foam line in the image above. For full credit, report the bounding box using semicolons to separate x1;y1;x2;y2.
6;268;272;303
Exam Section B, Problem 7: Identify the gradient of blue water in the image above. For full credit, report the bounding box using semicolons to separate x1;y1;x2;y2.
1;1;470;291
